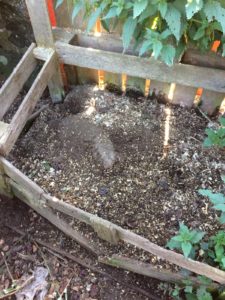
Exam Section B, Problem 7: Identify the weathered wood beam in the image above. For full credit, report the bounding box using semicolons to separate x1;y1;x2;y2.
0;51;57;156
1;157;225;284
25;0;64;103
99;255;218;289
50;42;225;94
0;43;37;121
52;28;225;71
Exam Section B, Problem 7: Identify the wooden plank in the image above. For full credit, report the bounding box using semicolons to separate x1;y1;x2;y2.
169;84;197;107
43;193;225;284
200;91;225;115
25;0;64;103
99;255;218;288
53;29;225;71
1;157;225;283
9;179;99;256
53;42;225;93
0;43;37;120
182;49;225;70
0;122;9;139
0;51;57;156
0;156;44;201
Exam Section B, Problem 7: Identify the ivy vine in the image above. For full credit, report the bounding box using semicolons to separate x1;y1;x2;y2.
56;0;225;65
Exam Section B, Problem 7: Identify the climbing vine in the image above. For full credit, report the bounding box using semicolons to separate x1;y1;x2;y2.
56;0;225;65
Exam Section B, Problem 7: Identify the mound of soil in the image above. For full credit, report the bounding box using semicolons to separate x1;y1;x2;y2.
6;84;225;291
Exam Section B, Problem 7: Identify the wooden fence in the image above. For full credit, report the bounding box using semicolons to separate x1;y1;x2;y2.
52;1;225;115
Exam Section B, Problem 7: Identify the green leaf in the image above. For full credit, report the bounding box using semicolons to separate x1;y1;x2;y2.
221;257;225;268
193;26;206;40
122;17;137;50
152;40;163;59
139;40;152;56
186;0;203;19
159;1;168;18
219;117;225;126
184;285;193;293
56;0;63;9
191;231;205;244
198;189;225;204
0;55;8;66
72;1;83;22
196;286;213;300
223;44;225;56
103;7;118;19
165;4;181;40
213;204;225;212
167;238;181;249
203;137;213;147
87;2;107;32
133;0;148;18
219;212;225;224
160;44;176;66
182;241;192;258
204;1;225;34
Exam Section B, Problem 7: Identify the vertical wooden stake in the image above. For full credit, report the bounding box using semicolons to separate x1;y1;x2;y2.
25;0;64;103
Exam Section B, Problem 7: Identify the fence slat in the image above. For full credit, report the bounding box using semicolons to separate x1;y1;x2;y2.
52;42;225;93
25;0;64;103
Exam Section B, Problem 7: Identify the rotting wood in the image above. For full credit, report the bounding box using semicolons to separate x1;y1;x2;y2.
50;42;225;94
25;0;64;103
0;51;57;156
99;255;219;289
1;158;225;283
9;179;99;256
0;43;37;121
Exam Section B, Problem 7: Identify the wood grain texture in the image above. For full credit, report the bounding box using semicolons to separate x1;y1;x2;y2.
54;42;225;93
25;0;64;103
0;51;57;155
99;255;218;288
0;43;37;120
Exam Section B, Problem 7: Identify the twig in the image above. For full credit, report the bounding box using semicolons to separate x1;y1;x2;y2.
33;241;53;281
196;106;212;123
7;226;159;300
2;255;14;282
27;104;49;123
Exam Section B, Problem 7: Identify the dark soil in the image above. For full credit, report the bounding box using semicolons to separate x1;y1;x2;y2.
0;196;161;299
1;84;225;299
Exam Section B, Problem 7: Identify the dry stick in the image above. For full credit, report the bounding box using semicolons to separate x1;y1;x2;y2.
2;255;14;282
7;226;159;300
26;104;49;124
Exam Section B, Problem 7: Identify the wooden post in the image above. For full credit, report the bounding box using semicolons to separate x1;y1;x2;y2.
25;0;64;103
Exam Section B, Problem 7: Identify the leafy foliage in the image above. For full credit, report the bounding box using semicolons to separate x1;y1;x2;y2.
203;117;225;148
56;0;225;66
198;187;225;224
167;223;205;258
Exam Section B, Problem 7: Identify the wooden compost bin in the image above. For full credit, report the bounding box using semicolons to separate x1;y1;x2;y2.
0;0;225;287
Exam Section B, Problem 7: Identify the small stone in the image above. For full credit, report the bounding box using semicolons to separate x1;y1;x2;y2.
98;186;108;196
2;245;9;252
0;239;4;248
